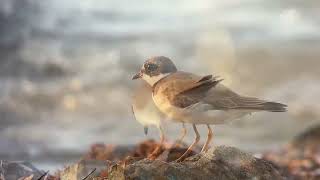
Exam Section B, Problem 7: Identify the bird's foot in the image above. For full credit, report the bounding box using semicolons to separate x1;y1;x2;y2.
174;148;194;162
175;156;186;162
173;142;184;148
147;146;163;160
174;153;189;162
201;145;215;153
200;147;209;153
147;154;158;160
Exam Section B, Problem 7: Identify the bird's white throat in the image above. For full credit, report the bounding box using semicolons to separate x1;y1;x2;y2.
142;73;171;86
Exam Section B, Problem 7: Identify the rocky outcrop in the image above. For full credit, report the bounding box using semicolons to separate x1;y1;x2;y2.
0;161;45;180
83;140;193;163
60;159;108;180
5;123;320;180
291;124;320;151
60;140;192;180
108;146;283;180
263;124;320;180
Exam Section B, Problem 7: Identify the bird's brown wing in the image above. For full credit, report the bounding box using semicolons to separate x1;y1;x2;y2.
203;84;287;112
155;72;286;111
162;72;222;108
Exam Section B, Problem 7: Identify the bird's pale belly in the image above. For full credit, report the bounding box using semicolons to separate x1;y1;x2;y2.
152;93;251;125
132;101;162;127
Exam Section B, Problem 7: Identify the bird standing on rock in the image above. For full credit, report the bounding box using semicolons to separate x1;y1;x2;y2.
131;81;188;159
132;56;287;161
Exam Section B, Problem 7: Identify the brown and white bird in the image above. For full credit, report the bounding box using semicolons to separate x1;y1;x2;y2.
131;80;188;159
132;56;287;161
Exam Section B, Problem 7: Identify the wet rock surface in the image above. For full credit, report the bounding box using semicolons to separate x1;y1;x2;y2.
263;124;320;180
83;140;195;163
0;160;45;180
59;160;108;180
108;146;283;180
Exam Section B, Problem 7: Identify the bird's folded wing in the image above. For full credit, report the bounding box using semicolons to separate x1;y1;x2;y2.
168;72;223;108
203;85;287;112
166;72;287;111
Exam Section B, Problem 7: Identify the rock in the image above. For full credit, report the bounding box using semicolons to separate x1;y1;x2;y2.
84;143;135;161
58;140;195;179
84;140;194;162
108;146;283;180
262;124;320;180
59;159;109;180
291;124;320;151
0;161;45;180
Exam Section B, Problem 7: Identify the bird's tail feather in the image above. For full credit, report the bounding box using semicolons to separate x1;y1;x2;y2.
240;101;287;112
256;102;287;112
228;96;288;112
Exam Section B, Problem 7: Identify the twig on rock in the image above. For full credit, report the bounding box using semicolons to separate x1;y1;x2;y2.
37;171;49;180
82;168;96;180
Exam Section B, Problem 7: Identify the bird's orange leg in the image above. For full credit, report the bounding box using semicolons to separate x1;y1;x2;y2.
172;123;187;148
175;124;200;162
201;125;213;153
147;126;165;160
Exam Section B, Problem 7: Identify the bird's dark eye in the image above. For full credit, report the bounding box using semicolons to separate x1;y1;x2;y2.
145;63;158;71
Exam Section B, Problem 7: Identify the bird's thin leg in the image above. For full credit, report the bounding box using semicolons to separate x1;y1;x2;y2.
175;124;200;162
172;123;187;147
157;123;188;161
201;125;213;153
148;126;165;159
159;126;165;145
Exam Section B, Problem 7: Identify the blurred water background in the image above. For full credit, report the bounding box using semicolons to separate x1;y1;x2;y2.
0;0;319;171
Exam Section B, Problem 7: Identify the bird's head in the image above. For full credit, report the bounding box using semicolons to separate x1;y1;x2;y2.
132;56;177;86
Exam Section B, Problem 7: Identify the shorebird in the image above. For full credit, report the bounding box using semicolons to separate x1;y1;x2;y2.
131;81;187;159
132;56;287;161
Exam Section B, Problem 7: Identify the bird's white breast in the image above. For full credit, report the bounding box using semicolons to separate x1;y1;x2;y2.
132;80;167;128
132;100;162;127
143;73;170;87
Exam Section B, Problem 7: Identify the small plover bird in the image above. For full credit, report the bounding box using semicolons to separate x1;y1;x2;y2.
132;81;188;159
132;81;163;136
132;56;287;161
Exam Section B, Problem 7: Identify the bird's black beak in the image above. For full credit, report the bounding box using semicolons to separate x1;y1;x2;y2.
132;71;142;80
144;126;148;135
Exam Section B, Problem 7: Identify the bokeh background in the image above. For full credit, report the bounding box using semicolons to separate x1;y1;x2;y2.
0;0;319;170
